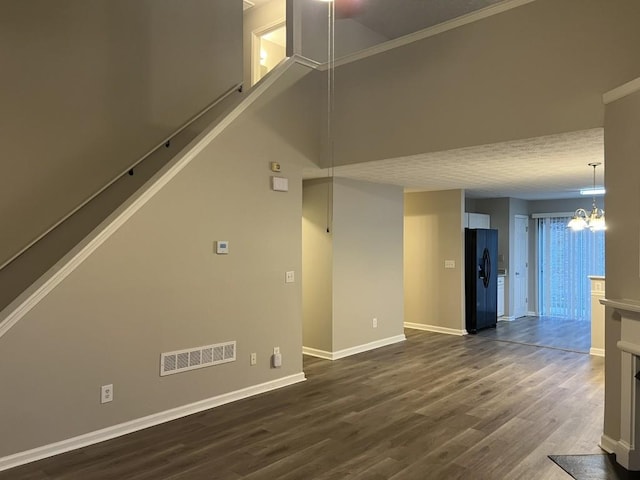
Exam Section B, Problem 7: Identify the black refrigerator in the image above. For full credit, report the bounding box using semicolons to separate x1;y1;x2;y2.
465;228;498;334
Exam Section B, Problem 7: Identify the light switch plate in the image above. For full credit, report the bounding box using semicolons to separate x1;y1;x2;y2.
285;271;295;283
444;260;455;269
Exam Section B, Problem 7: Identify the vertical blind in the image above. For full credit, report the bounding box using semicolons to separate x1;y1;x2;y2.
538;216;605;320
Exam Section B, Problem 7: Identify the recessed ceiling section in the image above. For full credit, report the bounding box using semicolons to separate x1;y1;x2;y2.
247;0;510;39
345;0;508;40
303;129;605;200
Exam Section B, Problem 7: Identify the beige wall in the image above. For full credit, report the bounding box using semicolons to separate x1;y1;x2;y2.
332;178;404;351
330;0;640;166
404;190;465;332
0;69;313;459
1;0;242;269
302;178;333;352
0;90;246;314
302;178;405;354
602;85;640;445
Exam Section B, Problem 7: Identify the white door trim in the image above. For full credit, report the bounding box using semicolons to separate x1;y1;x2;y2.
251;19;286;86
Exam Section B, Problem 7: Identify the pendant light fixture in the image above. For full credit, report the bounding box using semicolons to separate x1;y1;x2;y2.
568;162;606;231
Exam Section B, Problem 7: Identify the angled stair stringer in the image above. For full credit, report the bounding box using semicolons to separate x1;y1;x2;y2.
0;54;319;467
0;55;316;340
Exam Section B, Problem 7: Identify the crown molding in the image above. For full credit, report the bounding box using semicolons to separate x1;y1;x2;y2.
603;77;640;105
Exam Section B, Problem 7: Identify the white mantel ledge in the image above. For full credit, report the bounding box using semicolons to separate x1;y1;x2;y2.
600;298;640;314
602;298;640;471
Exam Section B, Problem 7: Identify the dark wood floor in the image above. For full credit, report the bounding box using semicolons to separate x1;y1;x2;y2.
477;316;591;353
1;329;603;479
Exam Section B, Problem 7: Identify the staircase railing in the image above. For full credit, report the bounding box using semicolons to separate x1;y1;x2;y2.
0;82;244;312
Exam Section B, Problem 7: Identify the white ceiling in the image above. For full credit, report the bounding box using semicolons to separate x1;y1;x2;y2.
303;129;605;200
262;26;287;47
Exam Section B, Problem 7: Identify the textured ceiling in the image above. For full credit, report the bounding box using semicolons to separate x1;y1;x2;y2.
303;129;605;200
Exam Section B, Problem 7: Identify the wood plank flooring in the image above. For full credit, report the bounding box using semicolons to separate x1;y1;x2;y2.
0;329;604;479
476;316;591;353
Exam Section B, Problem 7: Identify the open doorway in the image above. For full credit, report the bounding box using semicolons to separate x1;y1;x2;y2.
252;22;286;86
476;209;604;353
537;215;605;320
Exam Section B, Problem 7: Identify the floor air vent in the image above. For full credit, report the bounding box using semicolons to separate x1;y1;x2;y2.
160;341;236;376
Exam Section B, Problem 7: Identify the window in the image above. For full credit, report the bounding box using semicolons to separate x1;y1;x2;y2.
538;216;604;320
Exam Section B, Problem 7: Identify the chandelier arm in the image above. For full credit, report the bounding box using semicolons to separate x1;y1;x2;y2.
568;163;606;231
592;163;597;210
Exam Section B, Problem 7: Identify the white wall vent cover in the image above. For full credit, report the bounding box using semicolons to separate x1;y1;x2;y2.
160;341;236;376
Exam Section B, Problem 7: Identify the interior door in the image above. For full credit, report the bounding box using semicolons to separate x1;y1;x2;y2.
513;215;529;318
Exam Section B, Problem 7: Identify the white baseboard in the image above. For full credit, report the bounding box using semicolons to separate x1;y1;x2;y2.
404;322;467;336
527;311;537;317
590;347;605;357
498;316;516;322
303;334;406;361
0;373;306;473
302;346;334;360
605;436;640;470
600;434;618;454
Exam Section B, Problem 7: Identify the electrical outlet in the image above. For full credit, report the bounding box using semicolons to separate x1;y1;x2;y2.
272;351;282;368
101;384;113;404
372;317;378;328
272;347;282;368
250;353;257;366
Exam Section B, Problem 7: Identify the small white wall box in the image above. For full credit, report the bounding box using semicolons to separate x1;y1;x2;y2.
215;241;229;254
271;176;289;192
272;352;282;368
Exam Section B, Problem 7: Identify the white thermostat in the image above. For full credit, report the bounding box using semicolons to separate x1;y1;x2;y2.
215;241;229;254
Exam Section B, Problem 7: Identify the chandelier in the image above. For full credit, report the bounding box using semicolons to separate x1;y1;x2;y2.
567;162;606;231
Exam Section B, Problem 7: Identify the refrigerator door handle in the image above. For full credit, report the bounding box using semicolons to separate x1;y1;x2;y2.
481;248;491;288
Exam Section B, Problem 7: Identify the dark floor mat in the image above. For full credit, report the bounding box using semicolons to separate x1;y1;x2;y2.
549;454;640;479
